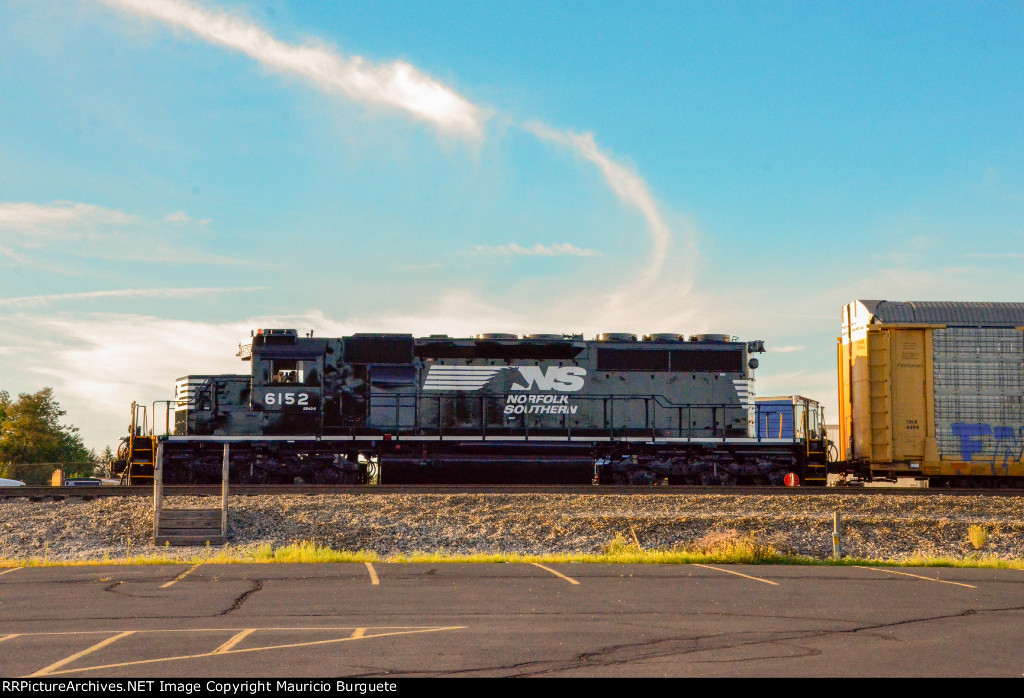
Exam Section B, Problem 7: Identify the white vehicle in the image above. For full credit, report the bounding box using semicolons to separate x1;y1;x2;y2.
0;478;25;487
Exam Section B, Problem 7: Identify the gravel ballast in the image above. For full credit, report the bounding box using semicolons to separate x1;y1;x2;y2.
2;493;1023;563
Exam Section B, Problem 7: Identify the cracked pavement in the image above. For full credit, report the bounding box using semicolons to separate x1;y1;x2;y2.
1;563;1023;677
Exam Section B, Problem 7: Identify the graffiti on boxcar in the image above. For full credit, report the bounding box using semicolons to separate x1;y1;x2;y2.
952;423;1024;472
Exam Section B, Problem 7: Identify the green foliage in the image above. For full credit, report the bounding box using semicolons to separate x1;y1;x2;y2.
0;387;90;466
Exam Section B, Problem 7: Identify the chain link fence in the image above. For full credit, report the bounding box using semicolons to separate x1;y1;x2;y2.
0;462;104;486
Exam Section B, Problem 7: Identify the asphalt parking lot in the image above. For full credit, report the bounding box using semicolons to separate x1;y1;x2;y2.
1;562;1022;677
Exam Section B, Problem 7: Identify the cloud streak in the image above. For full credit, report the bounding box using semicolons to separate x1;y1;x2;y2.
474;242;601;257
0;201;136;236
0;200;259;270
522;122;674;289
0;286;267;307
98;0;488;138
90;1;695;330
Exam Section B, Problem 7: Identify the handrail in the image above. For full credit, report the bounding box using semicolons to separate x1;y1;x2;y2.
151;400;176;436
364;391;756;440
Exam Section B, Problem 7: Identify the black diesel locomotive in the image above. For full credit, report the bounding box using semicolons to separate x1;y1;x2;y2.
115;329;828;485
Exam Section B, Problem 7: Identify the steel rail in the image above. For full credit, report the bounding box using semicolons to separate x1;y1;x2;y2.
1;484;1023;498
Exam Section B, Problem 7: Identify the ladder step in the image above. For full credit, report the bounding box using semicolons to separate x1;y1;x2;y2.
155;535;227;546
157;526;223;536
160;514;222;525
158;510;221;519
160;508;221;516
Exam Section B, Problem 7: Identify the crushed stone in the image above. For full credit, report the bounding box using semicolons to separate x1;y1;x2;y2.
1;493;1022;563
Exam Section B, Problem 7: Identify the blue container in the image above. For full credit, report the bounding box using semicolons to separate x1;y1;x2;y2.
756;400;795;438
755;395;826;440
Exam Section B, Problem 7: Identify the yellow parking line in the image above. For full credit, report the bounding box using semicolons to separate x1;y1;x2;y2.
350;627;366;639
531;563;580;585
160;563;202;589
28;631;135;677
0;634;20;643
213;629;255;654
364;562;379;586
856;566;977;588
3;626;419;637
0;568;21;577
692;564;780;586
40;626;465;676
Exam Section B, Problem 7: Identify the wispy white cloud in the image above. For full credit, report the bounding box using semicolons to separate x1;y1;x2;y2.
97;0;488;139
521;122;674;288
0;312;256;447
0;201;136;236
0;242;33;265
770;345;804;353
517;122;702;333
0;286;267;308
68;248;260;266
474;242;601;257
163;210;207;223
90;2;701;332
0;200;253;269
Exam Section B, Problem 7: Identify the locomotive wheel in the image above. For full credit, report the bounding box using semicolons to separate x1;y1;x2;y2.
626;469;657;486
239;464;270;484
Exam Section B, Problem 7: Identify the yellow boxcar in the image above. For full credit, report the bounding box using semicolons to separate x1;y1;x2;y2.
838;300;1024;484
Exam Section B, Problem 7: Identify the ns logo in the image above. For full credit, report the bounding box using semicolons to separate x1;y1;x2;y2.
511;366;586;392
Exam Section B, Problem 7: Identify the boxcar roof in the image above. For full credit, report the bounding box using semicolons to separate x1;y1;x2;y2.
856;300;1024;327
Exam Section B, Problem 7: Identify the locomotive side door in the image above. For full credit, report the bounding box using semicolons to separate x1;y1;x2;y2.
367;365;417;430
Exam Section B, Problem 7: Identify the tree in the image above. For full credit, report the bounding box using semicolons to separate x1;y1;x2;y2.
0;388;90;465
0;391;9;430
99;445;115;477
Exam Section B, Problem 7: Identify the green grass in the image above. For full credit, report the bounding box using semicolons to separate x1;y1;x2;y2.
1;532;1022;569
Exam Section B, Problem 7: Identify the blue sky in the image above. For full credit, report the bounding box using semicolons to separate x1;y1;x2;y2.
1;0;1023;451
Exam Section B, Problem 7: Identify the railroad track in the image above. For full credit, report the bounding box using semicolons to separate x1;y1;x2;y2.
2;484;1023;498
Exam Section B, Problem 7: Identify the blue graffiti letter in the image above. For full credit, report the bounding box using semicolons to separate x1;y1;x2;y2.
991;426;1024;472
951;423;991;462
